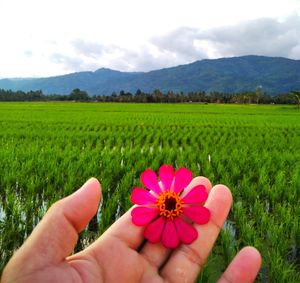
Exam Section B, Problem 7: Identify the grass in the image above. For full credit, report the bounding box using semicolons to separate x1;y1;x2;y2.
0;102;299;282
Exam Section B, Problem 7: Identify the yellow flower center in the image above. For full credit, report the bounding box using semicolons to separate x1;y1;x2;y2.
156;191;183;220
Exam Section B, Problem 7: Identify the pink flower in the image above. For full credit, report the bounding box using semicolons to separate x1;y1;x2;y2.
130;164;210;249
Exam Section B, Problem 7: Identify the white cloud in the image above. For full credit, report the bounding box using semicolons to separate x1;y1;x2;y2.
196;15;300;59
0;0;299;77
50;15;300;73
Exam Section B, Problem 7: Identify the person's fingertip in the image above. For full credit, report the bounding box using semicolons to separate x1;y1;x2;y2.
217;246;261;283
75;177;102;196
211;184;233;205
240;246;262;267
184;176;212;195
204;185;232;229
236;246;262;281
197;176;213;192
84;177;101;189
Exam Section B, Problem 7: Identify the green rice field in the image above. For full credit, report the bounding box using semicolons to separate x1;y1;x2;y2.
0;102;299;282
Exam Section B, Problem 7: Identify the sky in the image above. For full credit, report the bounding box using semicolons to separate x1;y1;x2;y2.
0;0;300;78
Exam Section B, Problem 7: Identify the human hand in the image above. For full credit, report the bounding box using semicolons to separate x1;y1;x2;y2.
1;177;261;283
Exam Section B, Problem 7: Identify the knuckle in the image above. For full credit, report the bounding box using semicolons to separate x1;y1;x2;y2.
178;245;205;268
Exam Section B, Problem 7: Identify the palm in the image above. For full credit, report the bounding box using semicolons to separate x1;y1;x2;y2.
2;178;261;283
70;237;164;283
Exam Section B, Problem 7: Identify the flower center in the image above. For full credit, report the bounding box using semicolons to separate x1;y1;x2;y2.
156;191;183;219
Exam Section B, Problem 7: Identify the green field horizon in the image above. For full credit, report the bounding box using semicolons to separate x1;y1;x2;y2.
0;102;299;282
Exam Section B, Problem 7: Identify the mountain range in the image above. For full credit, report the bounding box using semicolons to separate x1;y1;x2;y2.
0;55;300;95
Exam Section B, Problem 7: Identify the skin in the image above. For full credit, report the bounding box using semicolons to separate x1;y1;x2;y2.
1;177;261;283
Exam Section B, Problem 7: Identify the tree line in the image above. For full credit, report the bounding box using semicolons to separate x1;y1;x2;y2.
0;88;299;105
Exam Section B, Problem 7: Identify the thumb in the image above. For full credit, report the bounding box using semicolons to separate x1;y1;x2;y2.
7;178;101;272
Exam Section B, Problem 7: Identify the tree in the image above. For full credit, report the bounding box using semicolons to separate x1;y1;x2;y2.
153;89;163;102
69;88;89;101
255;86;262;104
290;90;300;108
135;89;142;96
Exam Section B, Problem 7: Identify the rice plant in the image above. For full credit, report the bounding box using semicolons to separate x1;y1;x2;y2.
0;102;299;282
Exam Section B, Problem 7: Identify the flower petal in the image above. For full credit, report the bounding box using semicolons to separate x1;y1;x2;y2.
181;185;208;204
141;169;162;194
173;167;193;193
161;219;180;249
159;164;174;191
183;206;210;224
131;207;159;226
174;217;198;244
130;188;157;205
144;217;166;243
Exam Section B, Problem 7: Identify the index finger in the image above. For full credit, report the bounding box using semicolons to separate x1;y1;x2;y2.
100;207;144;249
161;184;232;283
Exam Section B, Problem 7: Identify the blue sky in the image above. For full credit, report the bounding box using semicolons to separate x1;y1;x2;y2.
0;0;299;78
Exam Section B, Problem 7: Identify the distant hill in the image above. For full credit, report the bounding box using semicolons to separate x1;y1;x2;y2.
1;55;300;95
